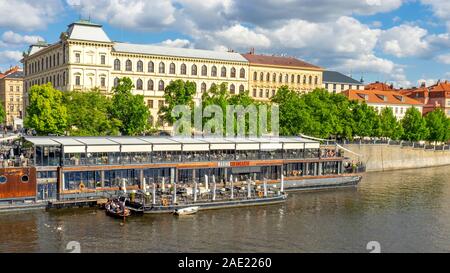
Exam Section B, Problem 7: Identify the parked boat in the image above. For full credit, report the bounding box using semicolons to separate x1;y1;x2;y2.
174;206;200;216
105;199;131;219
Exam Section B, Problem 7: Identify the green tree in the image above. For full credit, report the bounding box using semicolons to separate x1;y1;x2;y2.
25;83;68;135
110;77;150;136
64;89;121;136
0;101;5;125
350;102;379;138
379;107;403;140
401;107;429;141
425;108;450;142
159;80;196;125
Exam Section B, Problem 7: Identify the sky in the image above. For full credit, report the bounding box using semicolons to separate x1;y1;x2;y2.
0;0;449;88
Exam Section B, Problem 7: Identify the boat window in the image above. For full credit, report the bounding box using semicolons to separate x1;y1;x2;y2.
21;175;29;183
0;176;7;184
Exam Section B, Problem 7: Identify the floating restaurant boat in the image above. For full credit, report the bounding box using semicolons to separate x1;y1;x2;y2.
0;136;363;211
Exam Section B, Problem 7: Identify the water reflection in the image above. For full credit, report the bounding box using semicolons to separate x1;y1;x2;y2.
0;166;449;253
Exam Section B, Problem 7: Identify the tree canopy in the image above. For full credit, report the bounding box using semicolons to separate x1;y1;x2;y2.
64;89;121;136
25;83;68;135
425;108;450;142
0;101;5;125
110;77;151;136
401;107;429;141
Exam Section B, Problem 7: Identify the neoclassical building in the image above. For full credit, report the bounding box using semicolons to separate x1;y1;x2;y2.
22;20;324;127
242;51;324;101
22;20;249;127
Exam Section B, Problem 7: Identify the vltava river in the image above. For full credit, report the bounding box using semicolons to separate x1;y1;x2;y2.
1;166;449;253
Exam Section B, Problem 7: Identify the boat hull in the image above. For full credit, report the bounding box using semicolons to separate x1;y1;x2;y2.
282;175;362;192
127;194;288;214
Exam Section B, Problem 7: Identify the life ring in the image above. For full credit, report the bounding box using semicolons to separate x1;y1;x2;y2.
258;191;264;198
161;198;169;207
79;182;86;191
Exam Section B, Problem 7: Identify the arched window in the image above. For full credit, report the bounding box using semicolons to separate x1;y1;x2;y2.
266;73;270;82
201;65;207;76
137;60;143;72
211;66;217;77
148;80;154;90
297;75;301;84
181;64;187;75
273;74;277;82
201;82;207;93
126;60;132;71
240;68;246;79
303;75;307;84
192;64;197;76
285;74;289;83
158;80;165;91
159;62;165;73
169;63;176;74
239;85;245;94
221;67;227;77
211;83;217;89
114;78;119;88
291;75;295;83
148;61;154;72
231;67;236;78
315;76;318;85
230;84;236;95
260;72;264;81
114;59;121;70
309;76;313;84
136;79;143;90
279;74;283;83
253;72;258;81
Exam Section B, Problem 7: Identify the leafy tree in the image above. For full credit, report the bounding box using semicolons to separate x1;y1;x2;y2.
0;101;5;125
64;89;121;136
25;83;68;135
159;80;196;125
110;77;150;136
425;108;450;142
379;107;403;140
401;107;429;141
350;102;378;138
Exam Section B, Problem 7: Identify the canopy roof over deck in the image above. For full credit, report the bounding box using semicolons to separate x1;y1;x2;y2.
24;136;321;153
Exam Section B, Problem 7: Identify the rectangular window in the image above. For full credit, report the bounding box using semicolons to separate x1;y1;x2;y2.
148;100;154;108
100;55;106;65
75;76;81;86
158;100;164;109
100;77;106;87
75;53;81;63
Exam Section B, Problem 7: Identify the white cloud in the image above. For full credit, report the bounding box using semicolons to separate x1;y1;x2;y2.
417;78;437;86
67;0;176;31
436;53;450;64
0;50;23;65
158;39;193;48
1;31;43;47
0;0;63;31
379;24;430;57
421;0;450;28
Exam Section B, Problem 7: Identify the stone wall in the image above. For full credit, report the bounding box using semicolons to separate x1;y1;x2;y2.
342;144;450;172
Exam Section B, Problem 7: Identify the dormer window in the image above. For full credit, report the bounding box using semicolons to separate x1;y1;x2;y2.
376;94;387;102
357;93;369;101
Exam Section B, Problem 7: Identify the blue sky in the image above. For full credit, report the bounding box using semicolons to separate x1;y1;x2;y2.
1;0;449;88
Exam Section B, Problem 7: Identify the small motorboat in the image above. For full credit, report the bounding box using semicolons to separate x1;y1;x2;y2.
174;206;200;216
105;199;131;219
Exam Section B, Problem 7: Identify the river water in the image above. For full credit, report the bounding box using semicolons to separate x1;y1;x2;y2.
1;166;449;253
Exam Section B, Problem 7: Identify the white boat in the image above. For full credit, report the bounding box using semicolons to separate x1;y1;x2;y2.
174;206;200;216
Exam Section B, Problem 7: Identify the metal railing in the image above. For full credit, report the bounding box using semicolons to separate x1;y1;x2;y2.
337;139;450;151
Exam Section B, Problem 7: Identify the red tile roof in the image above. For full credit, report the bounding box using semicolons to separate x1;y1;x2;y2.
429;81;450;98
342;89;423;106
365;82;394;91
241;53;322;70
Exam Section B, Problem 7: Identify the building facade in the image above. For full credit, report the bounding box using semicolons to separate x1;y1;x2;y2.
322;71;364;94
0;66;24;129
22;21;250;128
242;52;324;101
342;88;423;120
